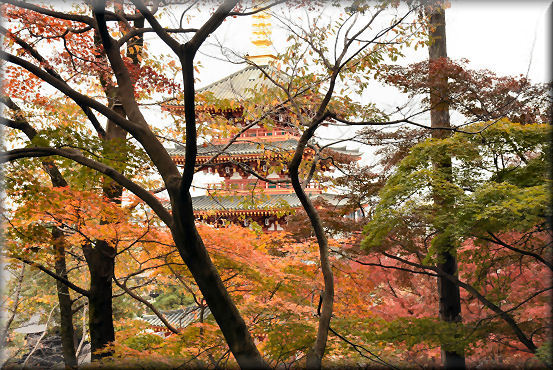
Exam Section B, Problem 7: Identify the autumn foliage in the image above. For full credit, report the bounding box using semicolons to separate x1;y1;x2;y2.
1;1;551;369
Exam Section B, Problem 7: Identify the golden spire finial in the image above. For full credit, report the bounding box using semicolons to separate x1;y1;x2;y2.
246;2;276;65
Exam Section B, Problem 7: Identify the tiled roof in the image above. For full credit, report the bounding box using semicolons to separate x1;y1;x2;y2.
196;65;284;100
164;65;362;158
324;145;361;157
191;192;345;212
14;313;46;334
141;305;211;329
167;139;299;157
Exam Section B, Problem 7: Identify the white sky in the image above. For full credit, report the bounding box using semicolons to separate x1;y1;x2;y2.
193;1;550;87
447;1;550;82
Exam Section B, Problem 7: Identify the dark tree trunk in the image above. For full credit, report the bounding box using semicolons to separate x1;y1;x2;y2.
81;21;139;360
82;113;125;359
52;227;78;368
48;165;78;368
83;240;115;360
77;102;124;361
437;252;465;368
169;36;268;369
91;1;267;365
291;159;333;370
170;192;268;369
427;3;466;369
44;153;78;368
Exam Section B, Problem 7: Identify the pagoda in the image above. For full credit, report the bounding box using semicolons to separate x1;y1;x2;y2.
165;9;360;232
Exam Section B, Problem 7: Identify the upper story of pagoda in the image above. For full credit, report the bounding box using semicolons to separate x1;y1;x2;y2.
162;6;360;197
162;61;361;196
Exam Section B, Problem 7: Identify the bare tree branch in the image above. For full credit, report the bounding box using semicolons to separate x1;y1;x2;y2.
113;276;179;334
381;252;538;353
1;147;172;226
483;232;553;271
13;256;89;297
228;0;287;16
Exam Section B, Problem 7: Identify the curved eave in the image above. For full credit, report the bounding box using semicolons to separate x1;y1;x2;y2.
196;208;293;217
161;103;244;115
171;152;293;165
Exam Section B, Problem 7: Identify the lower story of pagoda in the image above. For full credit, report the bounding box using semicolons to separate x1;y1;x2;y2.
190;192;346;232
197;211;287;232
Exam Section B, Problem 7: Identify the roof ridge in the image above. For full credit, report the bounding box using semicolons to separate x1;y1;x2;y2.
142;305;201;316
197;65;260;94
195;64;286;100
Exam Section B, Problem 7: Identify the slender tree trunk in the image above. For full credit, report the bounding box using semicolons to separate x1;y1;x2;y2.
427;3;466;369
295;190;333;370
47;164;78;368
288;114;335;370
52;228;78;368
6;98;79;367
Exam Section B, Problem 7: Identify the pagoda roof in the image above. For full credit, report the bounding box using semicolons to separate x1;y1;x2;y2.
196;65;284;101
324;145;361;157
141;305;211;329
191;192;346;214
167;139;361;159
168;138;299;158
14;313;46;334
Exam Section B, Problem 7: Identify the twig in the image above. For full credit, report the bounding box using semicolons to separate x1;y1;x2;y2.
329;325;398;369
75;303;87;363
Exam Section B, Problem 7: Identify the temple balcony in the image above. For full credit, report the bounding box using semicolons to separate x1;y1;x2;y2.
211;127;300;145
206;180;323;195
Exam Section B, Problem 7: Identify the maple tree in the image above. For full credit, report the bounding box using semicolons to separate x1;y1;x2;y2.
425;4;466;367
4;191;388;367
282;2;551;367
361;118;551;366
99;224;385;368
219;3;431;365
283;47;550;368
1;0;175;362
2;94;87;366
347;2;551;366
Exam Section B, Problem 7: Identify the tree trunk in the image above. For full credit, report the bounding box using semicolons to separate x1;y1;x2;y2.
437;252;465;368
172;40;268;369
83;240;115;360
77;103;124;361
170;192;268;369
295;187;333;370
7;98;79;368
48;167;77;368
82;116;125;359
47;163;78;368
52;227;78;368
288;113;335;369
81;21;139;360
427;3;466;369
